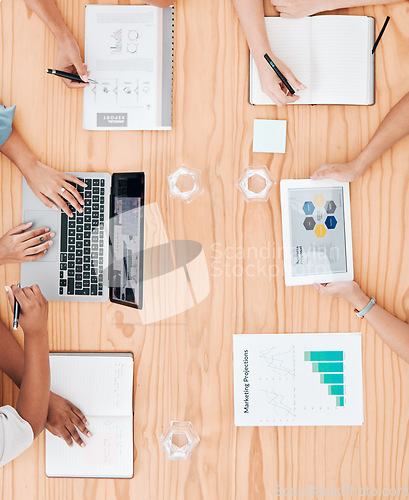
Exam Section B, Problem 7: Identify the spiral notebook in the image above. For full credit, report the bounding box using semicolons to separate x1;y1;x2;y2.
83;5;174;130
250;16;375;106
45;353;134;478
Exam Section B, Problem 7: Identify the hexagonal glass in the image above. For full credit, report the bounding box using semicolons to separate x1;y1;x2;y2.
237;166;274;202
167;165;204;203
160;421;200;461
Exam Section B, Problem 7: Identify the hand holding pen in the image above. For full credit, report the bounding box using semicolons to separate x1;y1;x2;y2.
54;35;90;89
258;53;306;106
5;284;48;336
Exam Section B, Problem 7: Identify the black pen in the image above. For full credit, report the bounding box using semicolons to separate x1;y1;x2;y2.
263;53;295;95
46;68;98;85
13;283;21;331
372;16;390;54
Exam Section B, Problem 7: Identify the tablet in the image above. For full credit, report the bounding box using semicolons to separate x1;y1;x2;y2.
280;179;354;286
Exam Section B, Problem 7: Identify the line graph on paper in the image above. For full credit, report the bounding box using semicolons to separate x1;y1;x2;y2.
261;388;296;420
259;346;296;378
258;346;297;423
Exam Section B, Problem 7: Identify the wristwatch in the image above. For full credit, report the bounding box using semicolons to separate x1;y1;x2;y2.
354;297;376;318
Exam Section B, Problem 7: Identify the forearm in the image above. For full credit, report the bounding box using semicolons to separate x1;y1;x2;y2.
325;0;400;10
347;286;409;364
146;0;174;6
16;334;50;437
355;92;409;173
0;322;24;387
233;0;271;66
0;127;37;176
23;0;72;41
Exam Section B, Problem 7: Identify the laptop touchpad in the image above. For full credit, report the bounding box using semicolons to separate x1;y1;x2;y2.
23;210;60;263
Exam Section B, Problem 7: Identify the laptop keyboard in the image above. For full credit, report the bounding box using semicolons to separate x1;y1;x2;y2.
59;178;106;297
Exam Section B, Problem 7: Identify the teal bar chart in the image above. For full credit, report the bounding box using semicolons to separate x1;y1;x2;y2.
304;351;345;407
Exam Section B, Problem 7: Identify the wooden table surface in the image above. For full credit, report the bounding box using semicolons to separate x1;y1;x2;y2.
1;0;409;498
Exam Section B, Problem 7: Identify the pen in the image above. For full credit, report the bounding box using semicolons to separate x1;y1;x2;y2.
372;16;390;54
46;68;98;85
263;53;295;95
13;283;21;331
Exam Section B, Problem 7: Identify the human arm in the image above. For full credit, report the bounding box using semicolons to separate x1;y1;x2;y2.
272;0;401;19
22;0;89;88
0;126;86;216
1;288;90;445
313;281;409;364
4;285;50;438
145;0;175;6
233;0;306;106
311;91;409;181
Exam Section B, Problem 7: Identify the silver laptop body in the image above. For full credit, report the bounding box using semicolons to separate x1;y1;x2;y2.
21;172;111;302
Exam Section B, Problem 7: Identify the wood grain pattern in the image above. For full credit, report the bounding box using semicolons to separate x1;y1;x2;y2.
1;0;409;498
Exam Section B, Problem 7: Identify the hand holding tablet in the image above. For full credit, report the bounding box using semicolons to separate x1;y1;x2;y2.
280;179;354;286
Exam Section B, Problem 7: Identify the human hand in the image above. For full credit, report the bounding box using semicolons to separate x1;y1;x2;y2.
313;281;360;301
55;35;90;89
256;55;306;106
271;0;326;18
310;159;367;183
24;161;86;217
5;284;48;336
0;223;54;264
46;392;92;447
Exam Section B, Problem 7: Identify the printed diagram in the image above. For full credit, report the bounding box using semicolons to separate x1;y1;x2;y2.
94;79;118;106
110;29;122;53
302;195;338;239
261;388;296;418
89;78;152;109
259;346;296;377
110;28;140;55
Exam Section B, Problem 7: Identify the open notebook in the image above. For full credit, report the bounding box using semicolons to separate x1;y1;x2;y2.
83;5;174;130
45;353;134;478
250;16;375;105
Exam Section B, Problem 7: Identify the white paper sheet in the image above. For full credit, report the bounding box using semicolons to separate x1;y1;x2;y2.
233;333;363;426
253;119;287;153
83;5;173;130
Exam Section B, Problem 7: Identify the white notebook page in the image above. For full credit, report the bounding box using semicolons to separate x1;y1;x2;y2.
250;18;312;104
48;354;133;417
46;353;134;478
311;16;371;104
46;415;133;478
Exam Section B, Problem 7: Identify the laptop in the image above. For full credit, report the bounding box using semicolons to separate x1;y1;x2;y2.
21;172;144;306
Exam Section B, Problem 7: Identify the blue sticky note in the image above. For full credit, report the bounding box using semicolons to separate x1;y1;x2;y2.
253;119;287;154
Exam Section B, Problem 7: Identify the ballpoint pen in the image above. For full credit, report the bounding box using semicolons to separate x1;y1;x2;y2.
263;54;295;95
13;283;21;331
46;68;98;84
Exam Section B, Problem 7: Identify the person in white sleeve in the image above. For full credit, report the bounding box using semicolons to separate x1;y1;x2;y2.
0;284;49;467
0;285;92;467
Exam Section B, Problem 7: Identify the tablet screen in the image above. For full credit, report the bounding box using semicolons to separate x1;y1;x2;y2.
288;187;347;277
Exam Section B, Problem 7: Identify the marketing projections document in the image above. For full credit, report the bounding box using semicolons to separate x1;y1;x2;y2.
233;333;363;426
83;5;173;130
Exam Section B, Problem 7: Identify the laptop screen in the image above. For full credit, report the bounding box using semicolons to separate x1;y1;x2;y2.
109;172;145;309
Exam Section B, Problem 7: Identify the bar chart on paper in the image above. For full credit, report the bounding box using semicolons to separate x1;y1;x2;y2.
303;350;346;410
233;333;364;426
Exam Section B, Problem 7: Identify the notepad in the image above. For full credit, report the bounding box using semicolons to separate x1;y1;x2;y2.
233;333;364;426
83;5;174;130
45;353;134;478
250;16;375;106
253;119;287;153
